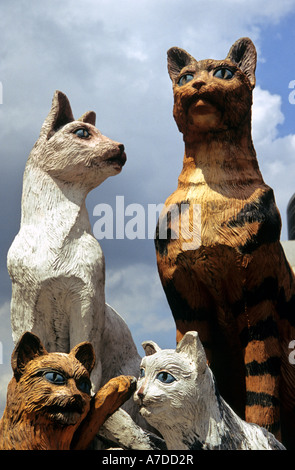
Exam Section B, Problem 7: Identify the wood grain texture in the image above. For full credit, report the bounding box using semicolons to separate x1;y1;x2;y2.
6;91;143;426
155;37;295;449
71;375;136;449
134;331;285;450
0;333;149;450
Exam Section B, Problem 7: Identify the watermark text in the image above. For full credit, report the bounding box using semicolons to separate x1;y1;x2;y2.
289;340;295;364
93;196;201;251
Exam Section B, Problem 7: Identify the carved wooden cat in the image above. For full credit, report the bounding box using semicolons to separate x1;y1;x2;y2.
155;37;295;448
6;91;142;426
0;332;136;450
134;331;285;450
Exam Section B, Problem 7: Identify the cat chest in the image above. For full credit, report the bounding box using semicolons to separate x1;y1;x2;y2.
155;186;281;258
8;228;105;283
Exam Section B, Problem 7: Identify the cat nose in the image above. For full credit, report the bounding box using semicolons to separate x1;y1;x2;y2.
191;71;208;90
137;386;145;400
192;78;206;90
118;143;125;153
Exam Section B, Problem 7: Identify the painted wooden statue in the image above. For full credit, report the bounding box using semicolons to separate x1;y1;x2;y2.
0;332;135;450
134;331;285;450
6;91;148;440
155;37;295;448
7;91;140;397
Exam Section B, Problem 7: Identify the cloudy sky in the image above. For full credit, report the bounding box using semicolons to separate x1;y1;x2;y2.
1;0;295;414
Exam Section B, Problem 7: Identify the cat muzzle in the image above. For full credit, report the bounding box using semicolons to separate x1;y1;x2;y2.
45;396;86;426
106;145;127;168
182;90;222;115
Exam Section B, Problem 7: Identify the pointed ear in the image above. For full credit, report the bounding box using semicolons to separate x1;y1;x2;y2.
176;331;207;373
142;340;161;356
78;111;96;126
11;332;48;381
226;37;257;89
40;90;74;140
70;342;96;375
167;47;196;83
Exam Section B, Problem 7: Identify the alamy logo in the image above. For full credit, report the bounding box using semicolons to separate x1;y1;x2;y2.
93;196;201;251
289;340;295;365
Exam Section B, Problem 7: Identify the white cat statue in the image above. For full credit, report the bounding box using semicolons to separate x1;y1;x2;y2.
134;331;285;450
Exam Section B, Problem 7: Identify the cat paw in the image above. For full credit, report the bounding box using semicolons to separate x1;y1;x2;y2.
71;375;137;450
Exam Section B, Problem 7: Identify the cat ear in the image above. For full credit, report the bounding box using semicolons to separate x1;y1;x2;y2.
11;332;48;381
78;111;96;126
226;37;257;89
40;90;74;140
70;342;96;375
176;331;207;372
167;47;196;83
142;340;162;356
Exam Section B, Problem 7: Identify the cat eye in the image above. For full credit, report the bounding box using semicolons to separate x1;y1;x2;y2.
177;74;194;86
139;368;145;378
156;371;176;384
77;379;91;395
74;128;91;138
44;371;66;385
213;68;234;80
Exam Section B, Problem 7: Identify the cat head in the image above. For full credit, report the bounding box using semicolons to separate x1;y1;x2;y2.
167;37;257;140
7;331;95;428
28;90;126;190
134;331;208;425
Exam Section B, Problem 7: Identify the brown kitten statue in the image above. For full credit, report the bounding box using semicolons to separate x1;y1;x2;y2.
0;332;136;450
155;37;295;449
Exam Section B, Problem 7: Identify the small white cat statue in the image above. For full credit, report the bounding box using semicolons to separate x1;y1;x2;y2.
134;331;285;450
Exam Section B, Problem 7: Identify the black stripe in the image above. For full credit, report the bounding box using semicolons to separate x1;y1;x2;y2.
245;277;278;306
246;391;280;408
267;421;281;436
245;357;281;377
225;188;281;255
154;220;172;257
239;316;279;348
163;280;213;323
232;277;278;320
232;297;246;318
155;200;190;257
277;288;295;327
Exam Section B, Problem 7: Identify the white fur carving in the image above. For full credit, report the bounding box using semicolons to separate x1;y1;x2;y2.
134;331;286;450
7;91;141;421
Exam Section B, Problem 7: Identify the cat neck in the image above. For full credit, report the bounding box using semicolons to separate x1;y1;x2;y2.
183;371;226;449
20;164;92;236
157;369;239;450
178;119;264;194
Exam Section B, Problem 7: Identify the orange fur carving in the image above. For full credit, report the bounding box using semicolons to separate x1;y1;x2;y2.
0;332;136;450
71;375;136;450
155;37;295;449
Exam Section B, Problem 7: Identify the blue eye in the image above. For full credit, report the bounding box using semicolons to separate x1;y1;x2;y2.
178;74;194;86
139;368;145;378
156;371;176;384
213;68;234;80
44;371;66;385
74;128;90;138
77;379;91;395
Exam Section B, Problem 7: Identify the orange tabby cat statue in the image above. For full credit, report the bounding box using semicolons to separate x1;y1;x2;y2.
155;37;295;449
0;332;136;450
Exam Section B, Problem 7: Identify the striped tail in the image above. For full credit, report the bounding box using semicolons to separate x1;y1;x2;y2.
239;307;282;438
